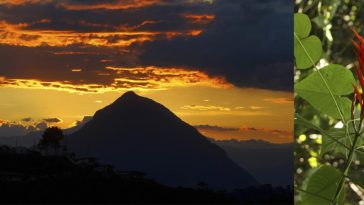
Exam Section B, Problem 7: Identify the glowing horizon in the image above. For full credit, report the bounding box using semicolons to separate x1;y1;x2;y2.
0;0;293;144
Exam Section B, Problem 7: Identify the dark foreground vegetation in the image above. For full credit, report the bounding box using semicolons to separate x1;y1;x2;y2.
0;145;292;204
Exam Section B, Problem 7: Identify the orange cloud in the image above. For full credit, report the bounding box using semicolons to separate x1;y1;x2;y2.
0;66;232;93
0;20;206;47
106;66;232;89
182;13;215;24
263;97;293;104
58;0;165;10
0;0;214;8
249;106;265;110
181;105;231;111
0;0;51;5
71;68;82;72
0;21;153;47
0;0;161;8
0;79;110;93
57;0;214;11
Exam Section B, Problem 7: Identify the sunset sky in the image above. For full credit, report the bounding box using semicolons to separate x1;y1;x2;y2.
0;0;292;143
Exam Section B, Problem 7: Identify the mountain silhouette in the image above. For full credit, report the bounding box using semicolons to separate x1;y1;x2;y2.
68;91;258;190
211;139;293;186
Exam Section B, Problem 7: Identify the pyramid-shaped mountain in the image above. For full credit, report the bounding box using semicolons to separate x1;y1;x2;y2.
68;91;258;190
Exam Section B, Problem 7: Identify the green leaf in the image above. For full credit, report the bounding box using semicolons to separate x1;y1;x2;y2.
294;35;323;69
294;13;311;38
294;113;320;130
294;114;357;156
295;64;355;120
294;13;323;69
321;128;356;156
301;165;345;205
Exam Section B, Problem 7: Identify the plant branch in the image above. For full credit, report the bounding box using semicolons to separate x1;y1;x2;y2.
295;114;351;150
294;31;356;205
332;110;364;204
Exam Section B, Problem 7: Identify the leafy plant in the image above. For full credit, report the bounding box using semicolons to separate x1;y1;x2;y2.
294;12;364;205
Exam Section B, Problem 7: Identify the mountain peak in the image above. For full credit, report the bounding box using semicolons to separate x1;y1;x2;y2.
93;90;178;123
69;92;259;190
113;91;142;105
120;91;138;99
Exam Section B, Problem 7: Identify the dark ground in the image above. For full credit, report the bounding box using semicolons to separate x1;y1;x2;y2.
0;145;293;204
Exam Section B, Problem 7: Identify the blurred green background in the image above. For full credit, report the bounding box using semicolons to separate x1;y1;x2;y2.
295;0;364;204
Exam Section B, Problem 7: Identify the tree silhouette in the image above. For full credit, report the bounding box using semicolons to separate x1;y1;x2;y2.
39;127;64;156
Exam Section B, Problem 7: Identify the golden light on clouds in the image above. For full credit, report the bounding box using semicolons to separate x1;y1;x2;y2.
182;14;215;24
0;86;293;143
0;66;232;93
178;105;271;117
57;0;165;10
0;0;215;10
71;68;82;72
263;97;293;104
0;0;215;49
0;20;207;48
0;0;293;144
0;79;111;93
0;0;160;8
0;0;52;5
106;66;232;89
0;20;153;47
181;105;231;111
249;106;265;110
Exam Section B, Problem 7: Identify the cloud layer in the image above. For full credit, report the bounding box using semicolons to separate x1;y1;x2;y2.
0;0;292;92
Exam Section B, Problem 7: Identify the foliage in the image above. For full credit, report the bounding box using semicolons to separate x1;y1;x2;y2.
295;1;364;204
39;126;64;147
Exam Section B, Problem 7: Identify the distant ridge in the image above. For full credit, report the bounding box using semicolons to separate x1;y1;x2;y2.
211;138;293;186
68;91;259;190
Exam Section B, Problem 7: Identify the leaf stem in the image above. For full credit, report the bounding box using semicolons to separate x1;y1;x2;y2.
294;31;355;204
331;110;363;204
331;131;360;204
294;32;346;124
295;114;351;150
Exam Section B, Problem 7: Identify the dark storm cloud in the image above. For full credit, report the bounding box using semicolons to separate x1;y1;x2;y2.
42;118;62;123
0;44;120;84
0;0;292;91
135;0;293;90
21;117;33;122
0;1;211;32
